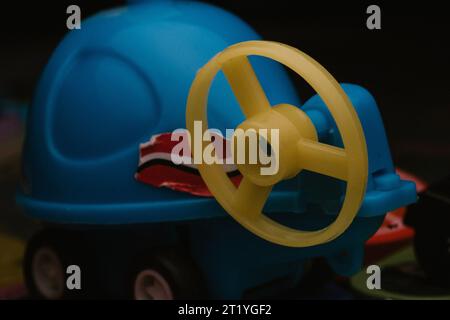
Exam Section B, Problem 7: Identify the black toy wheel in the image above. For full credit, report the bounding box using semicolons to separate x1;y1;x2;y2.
130;248;205;300
414;227;450;287
24;228;101;299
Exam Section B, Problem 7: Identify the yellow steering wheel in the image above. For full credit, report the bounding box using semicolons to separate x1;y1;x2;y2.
186;41;368;247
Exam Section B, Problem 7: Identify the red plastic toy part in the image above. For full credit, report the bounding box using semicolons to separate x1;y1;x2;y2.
365;169;427;264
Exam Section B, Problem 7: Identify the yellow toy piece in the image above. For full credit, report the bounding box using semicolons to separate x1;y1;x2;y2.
186;40;368;247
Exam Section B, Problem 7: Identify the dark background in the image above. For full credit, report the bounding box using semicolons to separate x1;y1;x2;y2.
1;0;449;182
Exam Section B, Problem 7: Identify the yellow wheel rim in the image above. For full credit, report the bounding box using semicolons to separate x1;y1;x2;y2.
186;40;368;247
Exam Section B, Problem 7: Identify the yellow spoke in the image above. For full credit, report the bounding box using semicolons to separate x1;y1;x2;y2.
297;139;348;181
222;56;271;117
233;177;272;218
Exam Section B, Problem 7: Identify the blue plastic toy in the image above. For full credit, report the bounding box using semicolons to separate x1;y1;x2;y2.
17;0;417;299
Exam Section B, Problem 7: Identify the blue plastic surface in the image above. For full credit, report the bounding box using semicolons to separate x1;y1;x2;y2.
19;0;300;220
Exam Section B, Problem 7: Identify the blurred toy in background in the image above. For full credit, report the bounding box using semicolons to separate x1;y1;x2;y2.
15;0;416;299
0;99;26;173
351;173;450;300
351;246;450;300
405;175;450;288
0;98;28;299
